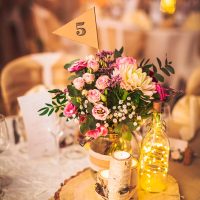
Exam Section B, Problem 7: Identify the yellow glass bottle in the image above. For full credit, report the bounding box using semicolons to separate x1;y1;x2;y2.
139;111;170;192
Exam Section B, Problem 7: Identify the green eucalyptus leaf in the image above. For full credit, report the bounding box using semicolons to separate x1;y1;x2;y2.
45;103;53;107
144;58;150;65
154;73;164;82
143;64;152;69
139;58;145;67
166;65;175;74
48;89;61;93
156;57;162;69
48;108;54;116
114;47;123;58
67;85;81;97
55;107;59;113
52;101;57;106
59;112;64;117
161;68;170;76
152;64;157;73
38;107;47;112
39;108;49;116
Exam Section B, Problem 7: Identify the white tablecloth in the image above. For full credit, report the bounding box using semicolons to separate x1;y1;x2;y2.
0;144;89;200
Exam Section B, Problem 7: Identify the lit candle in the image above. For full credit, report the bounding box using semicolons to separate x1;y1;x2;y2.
100;169;109;179
160;0;176;14
96;169;109;197
108;151;132;200
113;151;131;160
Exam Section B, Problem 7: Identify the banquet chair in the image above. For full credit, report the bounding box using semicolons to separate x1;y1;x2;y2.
52;54;77;88
186;67;200;95
1;56;43;115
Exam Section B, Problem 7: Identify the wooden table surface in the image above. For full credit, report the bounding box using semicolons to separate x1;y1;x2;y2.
169;130;200;200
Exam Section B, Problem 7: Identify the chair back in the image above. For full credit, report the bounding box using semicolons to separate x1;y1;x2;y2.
52;54;77;88
1;56;43;115
186;67;200;96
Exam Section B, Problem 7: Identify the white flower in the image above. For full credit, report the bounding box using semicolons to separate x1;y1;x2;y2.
122;116;126;120
118;106;121;109
96;123;100;127
133;122;137;126
132;105;136;110
118;113;122;117
137;116;142;120
132;111;135;115
113;106;116;109
123;109;128;114
123;105;127;109
80;105;83;109
82;90;88;96
81;111;85;115
109;114;113;119
113;118;117;123
129;114;133;119
114;113;118;117
119;66;156;97
127;97;131;101
85;100;88;104
119;100;123;104
127;102;131;106
105;123;109;128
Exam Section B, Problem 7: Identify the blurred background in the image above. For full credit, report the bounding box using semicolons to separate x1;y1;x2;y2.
0;0;200;115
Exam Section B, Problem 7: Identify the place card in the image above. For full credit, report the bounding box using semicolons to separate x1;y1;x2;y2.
18;90;58;158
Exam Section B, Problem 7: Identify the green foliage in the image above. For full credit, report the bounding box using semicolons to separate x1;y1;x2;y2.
139;56;175;83
114;47;124;58
80;115;96;134
67;85;81;97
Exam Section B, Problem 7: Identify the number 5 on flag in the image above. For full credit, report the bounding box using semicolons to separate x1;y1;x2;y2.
53;7;99;49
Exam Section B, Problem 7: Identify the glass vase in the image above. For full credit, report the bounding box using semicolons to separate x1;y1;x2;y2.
139;112;170;192
90;133;132;156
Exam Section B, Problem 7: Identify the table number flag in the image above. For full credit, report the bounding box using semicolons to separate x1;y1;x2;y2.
53;7;99;49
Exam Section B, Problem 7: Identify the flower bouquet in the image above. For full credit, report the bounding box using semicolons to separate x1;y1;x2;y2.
39;47;175;160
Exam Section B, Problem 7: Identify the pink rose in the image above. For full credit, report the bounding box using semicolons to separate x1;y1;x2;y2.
63;102;77;117
86;126;108;139
116;57;137;69
156;84;169;101
68;60;87;72
73;77;85;90
82;73;95;84
87;89;101;103
87;56;99;72
92;104;109;121
96;75;110;90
